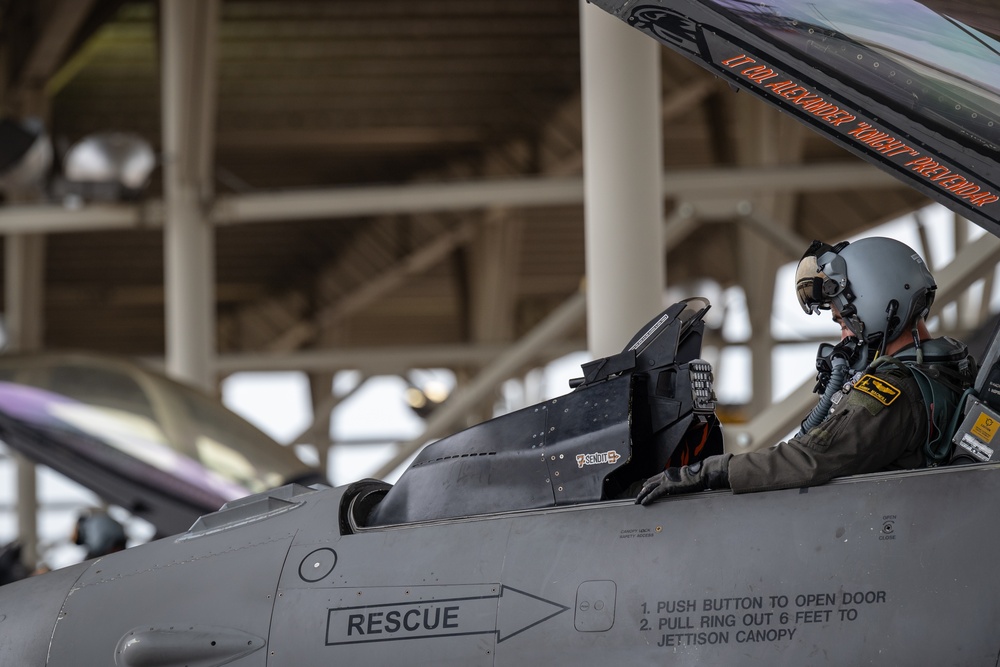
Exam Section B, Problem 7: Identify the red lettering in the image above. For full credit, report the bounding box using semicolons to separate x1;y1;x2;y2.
879;139;905;153
819;107;844;121
846;126;918;156
829;113;856;126
740;65;779;82
931;169;959;182
936;175;965;188
895;163;998;207
764;79;796;93
858;130;888;143
791;92;820;105
885;145;920;157
806;102;837;116
913;160;942;176
722;54;756;68
848;122;874;137
750;69;779;83
780;86;809;99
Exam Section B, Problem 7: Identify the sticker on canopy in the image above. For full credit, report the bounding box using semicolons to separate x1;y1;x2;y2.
853;375;900;406
627;6;698;52
576;450;622;468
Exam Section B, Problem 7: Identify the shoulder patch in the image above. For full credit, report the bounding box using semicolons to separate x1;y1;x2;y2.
853;374;901;406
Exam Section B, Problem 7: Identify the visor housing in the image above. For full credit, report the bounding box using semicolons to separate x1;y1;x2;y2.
795;241;848;314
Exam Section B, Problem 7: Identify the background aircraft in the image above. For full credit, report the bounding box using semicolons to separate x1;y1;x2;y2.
0;352;325;575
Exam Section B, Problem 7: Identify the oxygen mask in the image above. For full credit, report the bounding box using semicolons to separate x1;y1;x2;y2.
813;336;867;394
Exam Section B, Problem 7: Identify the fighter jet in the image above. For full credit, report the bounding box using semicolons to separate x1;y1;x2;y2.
0;352;325;538
2;0;1000;664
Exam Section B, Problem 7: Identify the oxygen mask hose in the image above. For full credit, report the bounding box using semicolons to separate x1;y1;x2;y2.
799;336;863;437
799;356;849;436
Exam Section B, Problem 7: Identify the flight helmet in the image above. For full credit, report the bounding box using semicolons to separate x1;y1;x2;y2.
74;510;127;559
795;237;936;357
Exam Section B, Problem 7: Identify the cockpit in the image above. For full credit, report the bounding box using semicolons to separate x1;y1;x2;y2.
347;298;725;529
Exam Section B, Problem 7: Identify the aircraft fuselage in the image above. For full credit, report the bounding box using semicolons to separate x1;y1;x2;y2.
2;463;999;665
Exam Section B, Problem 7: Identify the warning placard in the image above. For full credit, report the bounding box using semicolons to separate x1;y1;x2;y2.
971;412;999;443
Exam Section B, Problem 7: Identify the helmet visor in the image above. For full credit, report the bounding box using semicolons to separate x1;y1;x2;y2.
795;241;837;315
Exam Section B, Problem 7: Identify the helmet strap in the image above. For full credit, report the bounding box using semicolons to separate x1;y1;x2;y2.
877;299;900;358
862;333;882;367
912;326;924;364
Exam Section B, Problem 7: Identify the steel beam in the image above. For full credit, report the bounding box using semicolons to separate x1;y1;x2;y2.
934;232;1000;308
0;163;901;235
10;0;98;108
212;162;901;224
215;340;587;376
372;291;587;479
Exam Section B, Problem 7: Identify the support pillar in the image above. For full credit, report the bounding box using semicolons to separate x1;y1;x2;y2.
307;372;334;474
5;233;45;569
734;95;804;413
579;1;664;357
161;0;219;390
467;208;523;422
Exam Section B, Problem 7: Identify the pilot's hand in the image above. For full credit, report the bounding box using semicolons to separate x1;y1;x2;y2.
635;453;732;505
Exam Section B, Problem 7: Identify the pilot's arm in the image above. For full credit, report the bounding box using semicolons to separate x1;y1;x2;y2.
636;365;926;504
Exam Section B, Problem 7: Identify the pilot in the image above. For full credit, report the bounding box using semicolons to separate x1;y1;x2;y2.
636;236;977;503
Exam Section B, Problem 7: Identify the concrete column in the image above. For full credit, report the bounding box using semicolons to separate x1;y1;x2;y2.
5;233;45;569
161;0;219;390
467;209;523;422
5;234;45;351
734;95;804;412
579;1;664;357
307;372;334;474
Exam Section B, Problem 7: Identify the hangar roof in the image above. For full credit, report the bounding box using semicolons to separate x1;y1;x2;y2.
0;0;931;364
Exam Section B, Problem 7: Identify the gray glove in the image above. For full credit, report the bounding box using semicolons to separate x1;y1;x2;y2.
635;453;732;505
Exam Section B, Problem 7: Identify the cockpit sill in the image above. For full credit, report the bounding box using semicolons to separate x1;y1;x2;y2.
331;459;1000;533
94;454;998;554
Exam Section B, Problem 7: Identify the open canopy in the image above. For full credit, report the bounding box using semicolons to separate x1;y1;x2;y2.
589;0;1000;234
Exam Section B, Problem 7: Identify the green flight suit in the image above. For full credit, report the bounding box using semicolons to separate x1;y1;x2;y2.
728;337;974;493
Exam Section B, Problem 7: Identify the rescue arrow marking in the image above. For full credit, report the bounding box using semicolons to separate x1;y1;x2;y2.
497;585;570;643
325;585;569;646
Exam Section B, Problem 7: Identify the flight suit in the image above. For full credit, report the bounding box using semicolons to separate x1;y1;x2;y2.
728;337;974;493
